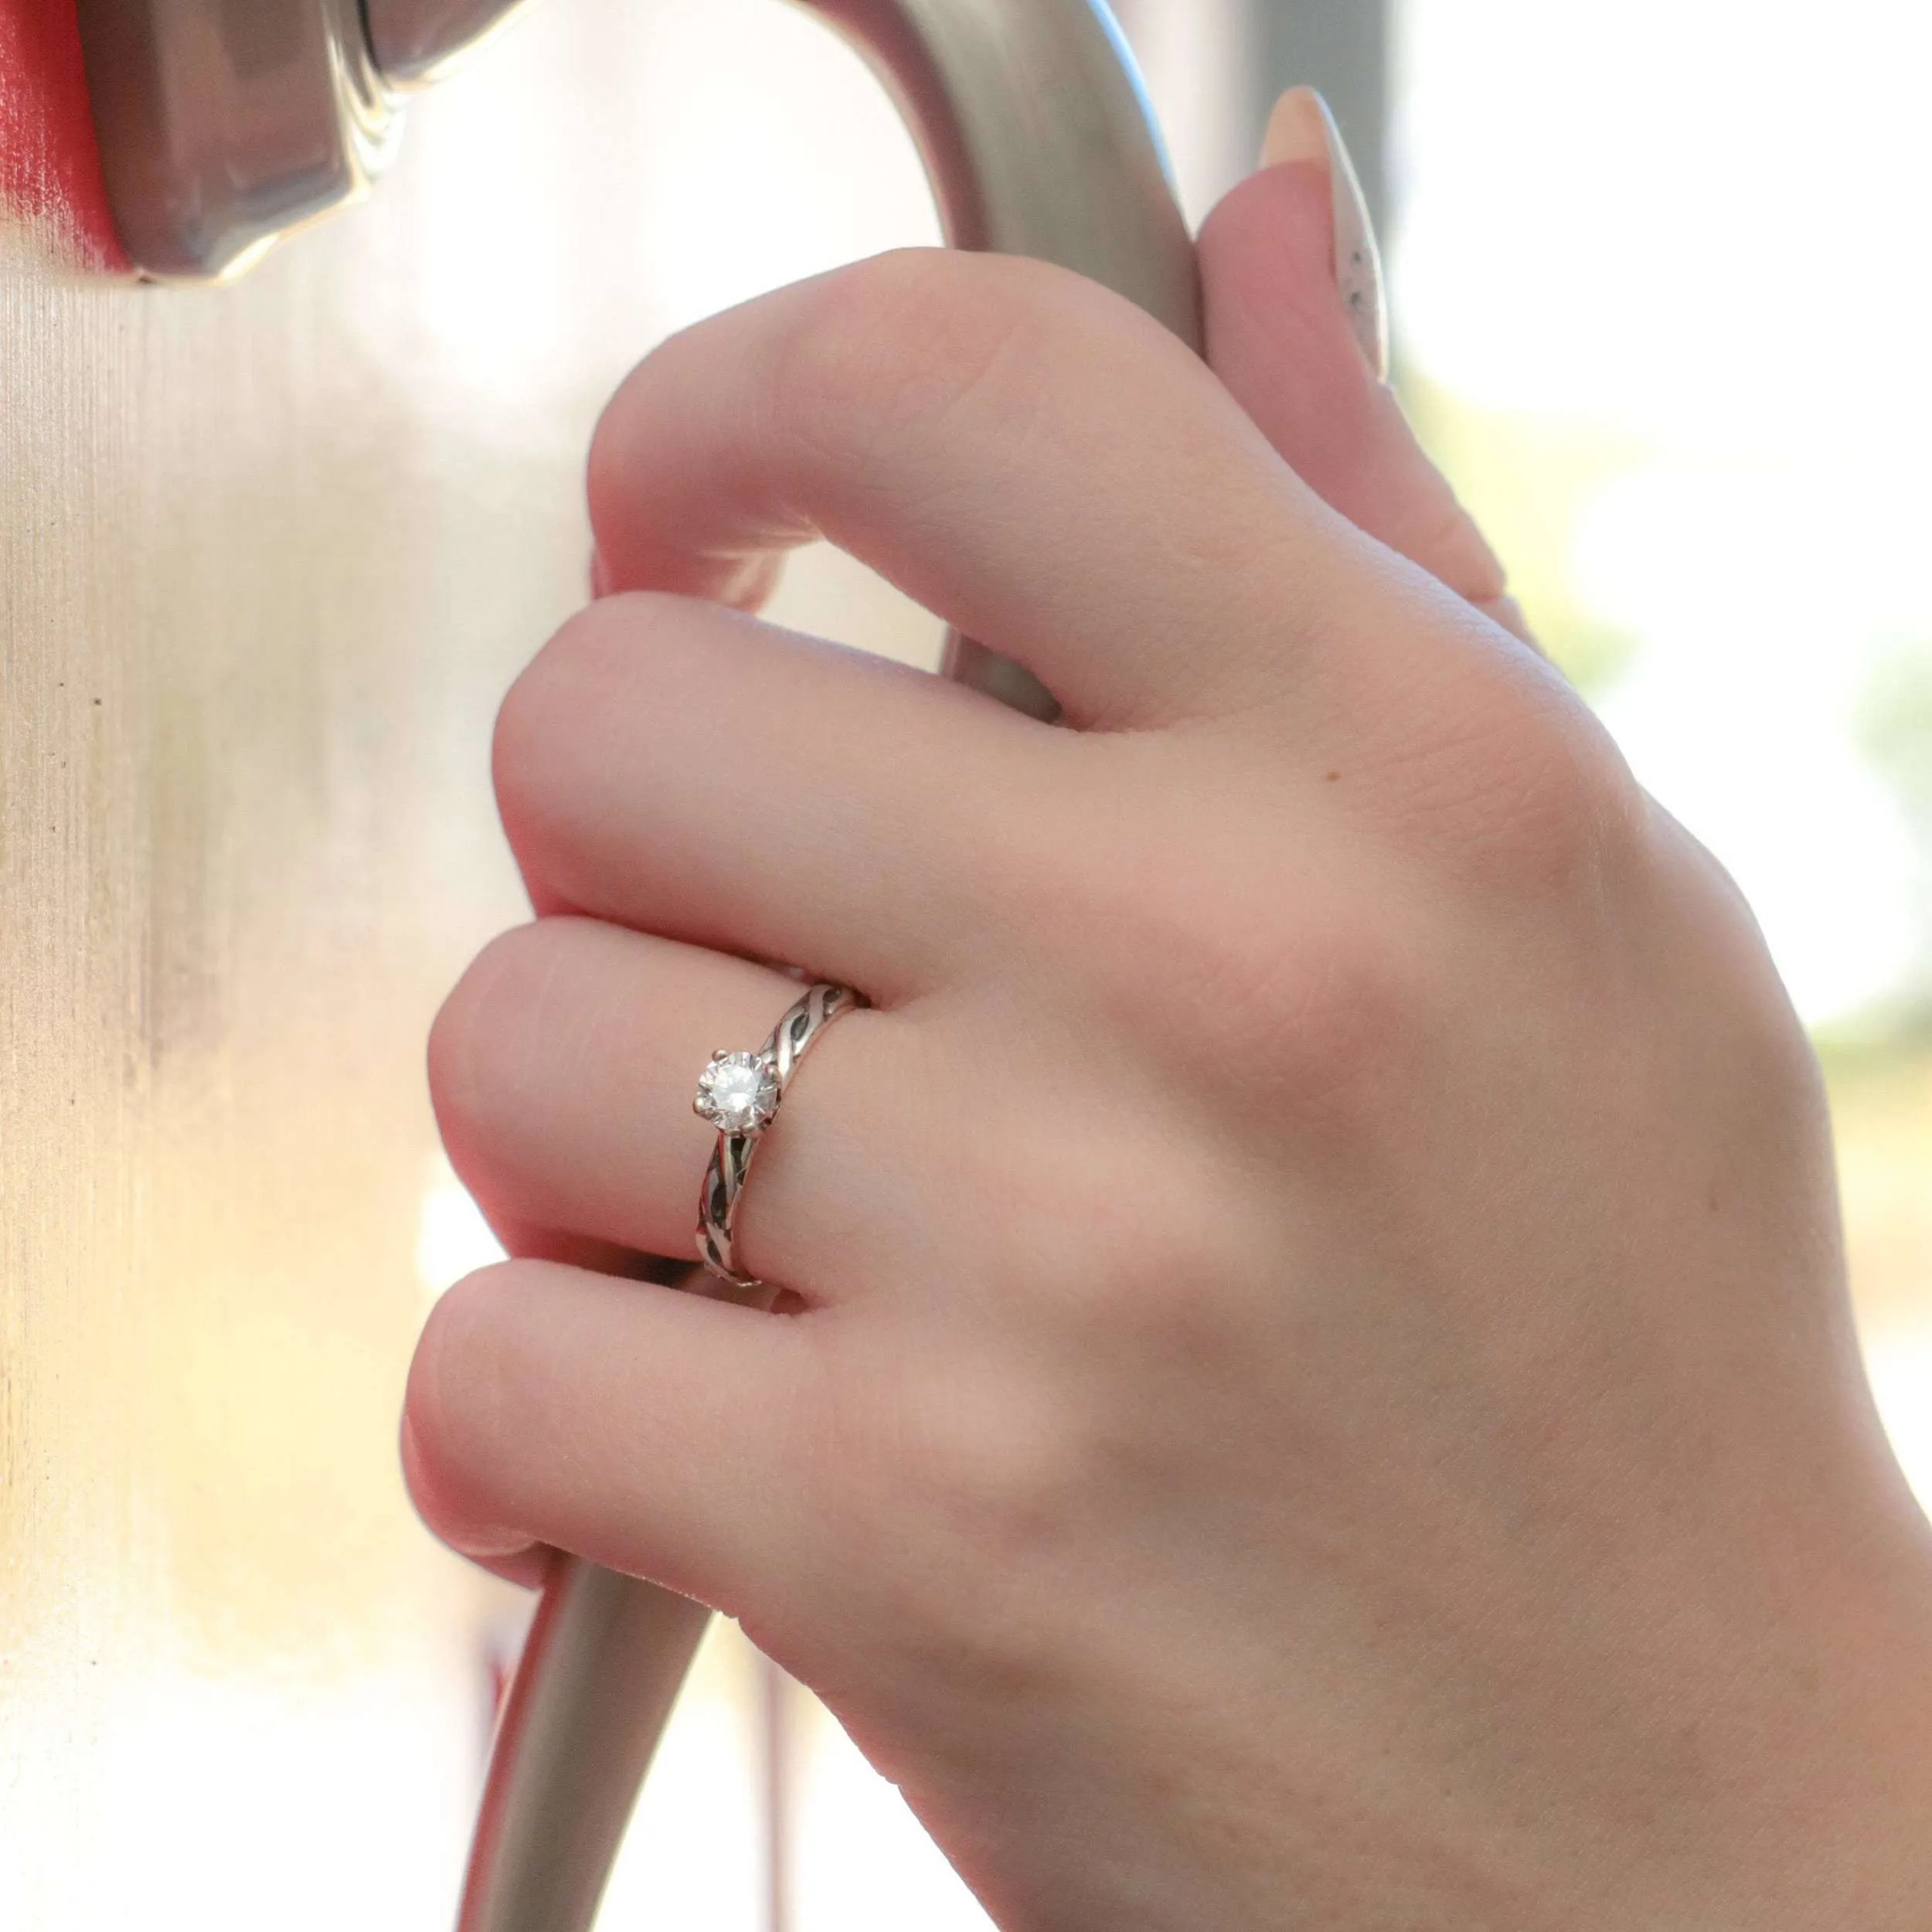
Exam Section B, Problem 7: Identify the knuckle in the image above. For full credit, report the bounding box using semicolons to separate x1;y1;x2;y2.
492;597;661;820
1248;922;1424;1124
492;603;609;835
852;1359;1094;1651
405;1265;556;1561
773;250;1047;485
794;1368;1023;1672
406;1264;519;1479
949;1085;1277;1361
912;1383;1087;1556
1037;836;1425;1131
1472;723;1640;898
427;922;561;1154
1383;668;1646;904
1037;1169;1254;1356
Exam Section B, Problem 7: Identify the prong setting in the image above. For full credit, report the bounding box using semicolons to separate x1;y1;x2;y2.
694;1051;780;1134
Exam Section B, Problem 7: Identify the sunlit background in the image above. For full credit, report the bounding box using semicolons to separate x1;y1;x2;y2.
1390;0;1932;1476
5;0;1930;1925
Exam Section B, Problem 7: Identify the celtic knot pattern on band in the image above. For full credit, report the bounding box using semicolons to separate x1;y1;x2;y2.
696;981;866;1291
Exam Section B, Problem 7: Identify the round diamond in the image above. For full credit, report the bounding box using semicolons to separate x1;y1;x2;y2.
696;1052;778;1134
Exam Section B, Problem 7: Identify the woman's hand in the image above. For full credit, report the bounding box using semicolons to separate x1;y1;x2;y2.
403;135;1932;1931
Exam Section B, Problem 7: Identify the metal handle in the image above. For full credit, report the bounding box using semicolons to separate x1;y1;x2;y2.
75;0;1198;320
461;1558;716;1931
75;2;1198;1923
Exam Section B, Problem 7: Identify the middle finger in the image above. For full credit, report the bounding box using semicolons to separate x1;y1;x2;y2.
498;590;1056;1001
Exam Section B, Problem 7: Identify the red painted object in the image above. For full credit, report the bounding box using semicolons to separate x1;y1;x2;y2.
0;0;127;269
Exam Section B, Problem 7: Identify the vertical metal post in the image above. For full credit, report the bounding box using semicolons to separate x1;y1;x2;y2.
1247;0;1390;230
760;1655;797;1932
1107;0;1388;230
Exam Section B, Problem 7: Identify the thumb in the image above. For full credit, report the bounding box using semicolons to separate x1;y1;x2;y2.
1199;88;1531;643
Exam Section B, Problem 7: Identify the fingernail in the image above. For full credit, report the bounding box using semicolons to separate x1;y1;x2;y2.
1260;87;1389;383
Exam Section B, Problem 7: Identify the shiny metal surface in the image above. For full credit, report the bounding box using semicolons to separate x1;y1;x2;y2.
72;0;519;277
76;0;1199;324
806;0;1197;332
365;0;534;87
461;1564;718;1932
74;0;398;279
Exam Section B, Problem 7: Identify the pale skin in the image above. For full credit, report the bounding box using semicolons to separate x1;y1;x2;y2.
403;155;1932;1928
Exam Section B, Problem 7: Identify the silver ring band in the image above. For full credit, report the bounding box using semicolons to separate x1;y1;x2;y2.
693;982;866;1291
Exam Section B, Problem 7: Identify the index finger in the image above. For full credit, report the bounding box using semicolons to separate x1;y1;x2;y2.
588;249;1375;733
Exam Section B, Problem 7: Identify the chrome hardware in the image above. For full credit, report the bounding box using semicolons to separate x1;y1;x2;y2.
73;0;399;281
363;0;534;87
76;0;1198;335
72;0;530;277
461;1563;718;1932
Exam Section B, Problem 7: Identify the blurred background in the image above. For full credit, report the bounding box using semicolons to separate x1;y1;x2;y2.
2;0;1928;1925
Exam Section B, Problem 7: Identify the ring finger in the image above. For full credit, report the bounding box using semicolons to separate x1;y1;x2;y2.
429;915;940;1301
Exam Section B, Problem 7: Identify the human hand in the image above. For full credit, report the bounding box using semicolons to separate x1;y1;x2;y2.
404;111;1932;1931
